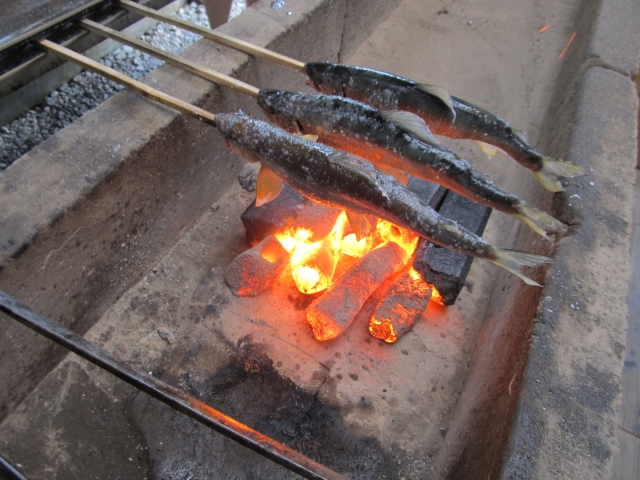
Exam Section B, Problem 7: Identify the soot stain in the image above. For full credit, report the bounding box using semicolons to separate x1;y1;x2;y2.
156;332;399;479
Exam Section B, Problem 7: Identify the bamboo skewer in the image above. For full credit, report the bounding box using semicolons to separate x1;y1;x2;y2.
117;0;306;73
37;39;218;126
79;19;260;98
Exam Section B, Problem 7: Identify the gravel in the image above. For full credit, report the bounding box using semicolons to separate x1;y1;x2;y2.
0;1;246;171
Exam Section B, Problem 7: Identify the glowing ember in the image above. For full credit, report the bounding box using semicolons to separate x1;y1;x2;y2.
369;270;432;343
374;220;419;256
277;211;349;294
340;232;372;258
307;242;410;341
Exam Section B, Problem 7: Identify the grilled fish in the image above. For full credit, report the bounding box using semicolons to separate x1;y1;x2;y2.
257;89;564;240
214;113;551;286
304;62;583;192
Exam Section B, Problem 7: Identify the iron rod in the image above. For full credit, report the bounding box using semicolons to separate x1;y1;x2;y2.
117;0;306;73
0;454;28;480
79;18;260;98
37;39;217;126
0;290;348;480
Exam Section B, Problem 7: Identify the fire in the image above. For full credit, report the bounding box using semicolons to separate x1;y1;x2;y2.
276;211;348;294
274;210;443;314
374;220;419;256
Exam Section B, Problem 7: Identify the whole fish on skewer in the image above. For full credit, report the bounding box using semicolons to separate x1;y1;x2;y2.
304;62;583;192
214;112;551;286
257;89;564;240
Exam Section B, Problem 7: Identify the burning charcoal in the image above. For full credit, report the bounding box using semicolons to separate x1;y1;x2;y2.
224;235;290;296
241;185;341;245
413;191;492;306
306;242;409;341
368;271;432;343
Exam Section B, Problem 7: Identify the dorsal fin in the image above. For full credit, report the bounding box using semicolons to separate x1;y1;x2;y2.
255;165;284;207
415;83;456;121
375;164;410;186
346;211;377;241
476;141;501;159
510;127;529;145
328;152;390;201
379;110;443;149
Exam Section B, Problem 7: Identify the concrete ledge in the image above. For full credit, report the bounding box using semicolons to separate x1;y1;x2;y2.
587;0;640;77
0;0;400;421
502;66;637;479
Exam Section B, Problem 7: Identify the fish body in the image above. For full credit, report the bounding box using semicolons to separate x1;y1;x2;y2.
257;89;564;239
214;113;551;285
304;62;583;192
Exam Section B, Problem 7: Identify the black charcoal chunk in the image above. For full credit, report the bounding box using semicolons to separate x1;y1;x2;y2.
413;191;492;305
241;185;306;245
406;176;447;209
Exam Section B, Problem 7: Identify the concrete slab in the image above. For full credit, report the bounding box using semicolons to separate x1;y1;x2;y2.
503;66;637;479
587;0;640;77
0;0;356;423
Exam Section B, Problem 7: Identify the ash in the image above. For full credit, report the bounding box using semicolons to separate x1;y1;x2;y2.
0;1;246;171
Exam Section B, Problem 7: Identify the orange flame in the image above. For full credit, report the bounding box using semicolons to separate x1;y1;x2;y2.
276;211;348;294
374;220;419;256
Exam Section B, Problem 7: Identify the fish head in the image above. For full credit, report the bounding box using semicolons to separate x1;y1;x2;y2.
256;90;301;133
214;113;261;163
304;62;346;95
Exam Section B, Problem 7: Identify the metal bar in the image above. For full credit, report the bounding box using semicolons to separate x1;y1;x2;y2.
0;454;28;480
0;290;348;480
118;0;307;73
79;18;260;98
38;39;217;126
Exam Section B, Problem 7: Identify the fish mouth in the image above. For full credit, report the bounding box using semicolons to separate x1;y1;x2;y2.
305;76;319;90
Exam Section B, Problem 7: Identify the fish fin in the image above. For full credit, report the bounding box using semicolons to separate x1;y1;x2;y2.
379;110;443;149
255;165;284;207
476;141;501;159
514;202;566;240
346;211;377;241
489;248;552;286
541;157;584;178
443;224;462;235
375;164;410;186
533;157;584;192
415;83;456;121
296;133;319;142
533;169;565;192
510;127;530;145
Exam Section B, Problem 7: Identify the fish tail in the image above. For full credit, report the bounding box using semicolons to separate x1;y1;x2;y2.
514;202;566;240
533;157;584;192
489;248;552;286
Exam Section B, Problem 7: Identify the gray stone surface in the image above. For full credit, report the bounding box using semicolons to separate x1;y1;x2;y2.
587;0;640;76
502;66;637;479
0;0;355;423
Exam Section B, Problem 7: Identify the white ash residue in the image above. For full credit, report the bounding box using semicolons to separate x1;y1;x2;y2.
0;1;246;171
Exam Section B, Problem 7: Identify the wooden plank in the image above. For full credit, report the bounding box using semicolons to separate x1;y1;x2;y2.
619;170;640;436
614;428;640;480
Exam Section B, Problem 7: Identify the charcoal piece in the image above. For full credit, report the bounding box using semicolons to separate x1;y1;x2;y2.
369;272;432;343
406;176;447;209
224;235;290;296
413;191;492;306
241;185;306;245
306;242;409;341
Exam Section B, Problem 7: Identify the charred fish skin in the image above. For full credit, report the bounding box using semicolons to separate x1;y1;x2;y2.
257;89;566;238
214;113;551;286
304;62;582;191
215;112;488;256
258;89;519;214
